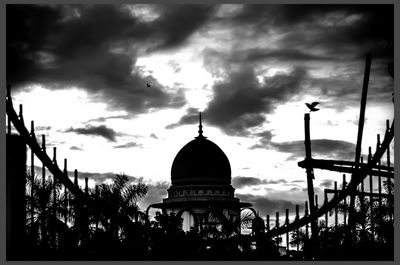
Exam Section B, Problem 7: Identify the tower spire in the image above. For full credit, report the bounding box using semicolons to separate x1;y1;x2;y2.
198;112;203;136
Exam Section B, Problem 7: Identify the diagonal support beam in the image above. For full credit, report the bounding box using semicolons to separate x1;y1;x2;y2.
298;158;394;178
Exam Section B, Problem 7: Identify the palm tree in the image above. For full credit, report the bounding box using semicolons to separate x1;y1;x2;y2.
87;174;148;251
25;173;60;248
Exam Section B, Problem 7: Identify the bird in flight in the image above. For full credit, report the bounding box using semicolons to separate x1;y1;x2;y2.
305;102;320;112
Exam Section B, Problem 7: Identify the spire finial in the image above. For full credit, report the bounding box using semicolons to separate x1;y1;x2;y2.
198;112;203;136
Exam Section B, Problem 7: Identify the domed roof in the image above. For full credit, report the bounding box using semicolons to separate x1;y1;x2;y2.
171;114;231;186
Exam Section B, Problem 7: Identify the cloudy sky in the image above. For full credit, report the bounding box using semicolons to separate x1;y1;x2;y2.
7;4;394;218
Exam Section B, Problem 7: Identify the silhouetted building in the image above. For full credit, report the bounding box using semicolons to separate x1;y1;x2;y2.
6;134;27;260
148;114;251;232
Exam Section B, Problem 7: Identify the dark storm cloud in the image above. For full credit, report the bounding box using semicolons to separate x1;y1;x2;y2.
232;48;336;64
76;171;143;186
250;130;273;149
165;107;199;129
307;70;393;110
266;179;287;185
6;5;219;114
270;139;356;161
32;166;140;185
148;5;217;51
204;66;306;135
87;115;130;123
65;125;118;142
232;176;261;188
210;5;393;111
169;66;306;135
235;193;304;218
70;146;84;151
291;180;305;184
35;126;52;131
214;4;392;70
230;5;393;56
232;176;288;189
113;141;142;149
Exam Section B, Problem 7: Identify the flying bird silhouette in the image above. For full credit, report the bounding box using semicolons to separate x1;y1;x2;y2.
305;102;320;112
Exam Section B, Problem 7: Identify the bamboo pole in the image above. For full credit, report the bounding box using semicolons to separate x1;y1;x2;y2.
85;177;89;195
285;209;289;251
30;121;35;228
334;181;338;229
368;146;374;210
343;195;347;226
52;149;57;248
30;121;35;178
350;53;371;238
386;120;392;222
63;159;68;224
304;113;317;250
53;147;57;164
74;169;78;186
360;157;366;239
95;185;99;230
305;201;309;239
296;205;300;251
19;104;23;122
324;190;328;227
342;174;346;190
7;85;11;135
42;135;46;186
7;115;11;135
276;211;280;246
276;211;280;228
369;152;374;239
378;160;382;208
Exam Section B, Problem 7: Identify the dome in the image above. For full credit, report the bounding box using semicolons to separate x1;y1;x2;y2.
171;134;231;186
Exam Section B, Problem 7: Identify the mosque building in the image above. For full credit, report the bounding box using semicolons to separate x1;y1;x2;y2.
147;113;252;232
